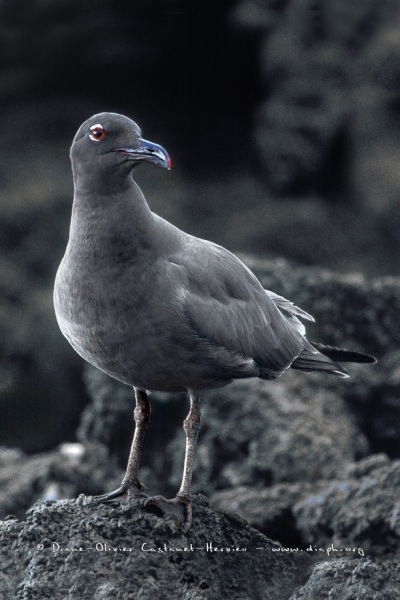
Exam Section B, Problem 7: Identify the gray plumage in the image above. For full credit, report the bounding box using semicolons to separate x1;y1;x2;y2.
53;112;376;530
54;112;356;389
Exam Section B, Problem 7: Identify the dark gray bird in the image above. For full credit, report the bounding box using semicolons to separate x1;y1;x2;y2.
54;112;376;532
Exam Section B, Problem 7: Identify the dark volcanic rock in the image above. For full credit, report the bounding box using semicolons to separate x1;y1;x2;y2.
244;0;400;204
247;257;399;458
168;376;367;494
211;455;400;558
211;454;400;558
79;354;369;501
246;257;399;356
293;458;400;557
0;496;311;600
289;557;400;600
231;0;400;270
211;483;319;546
343;351;400;458
0;443;122;521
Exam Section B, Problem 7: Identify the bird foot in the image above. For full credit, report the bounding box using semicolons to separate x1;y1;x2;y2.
143;494;192;533
93;480;148;504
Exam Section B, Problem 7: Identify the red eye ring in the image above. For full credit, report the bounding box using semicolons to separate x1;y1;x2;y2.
89;124;105;141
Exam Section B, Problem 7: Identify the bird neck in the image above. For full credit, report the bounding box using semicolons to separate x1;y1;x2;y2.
69;176;155;253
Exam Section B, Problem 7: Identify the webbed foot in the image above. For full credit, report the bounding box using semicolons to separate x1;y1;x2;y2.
93;480;147;503
144;494;192;532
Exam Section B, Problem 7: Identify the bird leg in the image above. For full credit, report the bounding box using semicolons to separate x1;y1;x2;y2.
94;387;150;503
144;391;202;532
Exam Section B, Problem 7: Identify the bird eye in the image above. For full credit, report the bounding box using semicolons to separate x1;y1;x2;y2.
89;124;105;141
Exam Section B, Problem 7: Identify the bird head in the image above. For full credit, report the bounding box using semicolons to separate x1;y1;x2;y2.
70;112;171;185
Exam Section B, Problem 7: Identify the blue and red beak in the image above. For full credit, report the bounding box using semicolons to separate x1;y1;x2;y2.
115;138;171;170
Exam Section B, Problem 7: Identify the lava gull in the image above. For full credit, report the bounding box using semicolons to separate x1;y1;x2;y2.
54;112;376;532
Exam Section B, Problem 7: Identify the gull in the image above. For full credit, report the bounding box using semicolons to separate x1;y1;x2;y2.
54;112;376;532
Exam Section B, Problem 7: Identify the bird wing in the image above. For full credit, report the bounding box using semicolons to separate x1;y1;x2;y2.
265;291;315;322
265;290;315;335
175;239;306;378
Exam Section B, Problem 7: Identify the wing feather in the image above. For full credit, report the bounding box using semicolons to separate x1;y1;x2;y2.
176;240;306;378
265;290;315;335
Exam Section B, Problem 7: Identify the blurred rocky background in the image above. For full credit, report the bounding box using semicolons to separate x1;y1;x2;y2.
0;0;400;597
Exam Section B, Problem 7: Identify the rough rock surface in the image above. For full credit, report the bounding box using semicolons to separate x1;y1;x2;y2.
249;258;400;454
211;454;400;557
168;376;368;493
241;258;395;349
293;457;400;557
229;0;400;274
0;495;311;600
211;483;323;547
0;444;122;521
289;557;400;600
237;0;400;226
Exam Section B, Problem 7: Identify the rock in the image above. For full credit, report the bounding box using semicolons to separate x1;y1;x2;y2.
211;483;315;545
1;236;397;597
344;453;391;478
293;458;400;557
211;454;400;558
246;257;400;458
168;376;367;494
0;104;88;452
0;444;122;520
343;351;400;457
246;257;400;356
236;0;400;264
289;557;400;600
0;496;311;600
248;0;400;204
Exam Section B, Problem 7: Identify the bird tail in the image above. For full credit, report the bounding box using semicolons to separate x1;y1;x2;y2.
291;342;376;378
310;342;377;364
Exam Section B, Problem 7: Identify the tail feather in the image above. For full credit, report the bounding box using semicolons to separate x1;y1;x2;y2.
291;341;376;378
291;350;350;378
310;342;377;364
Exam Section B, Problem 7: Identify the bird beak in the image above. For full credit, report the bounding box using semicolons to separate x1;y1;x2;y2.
114;138;171;170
